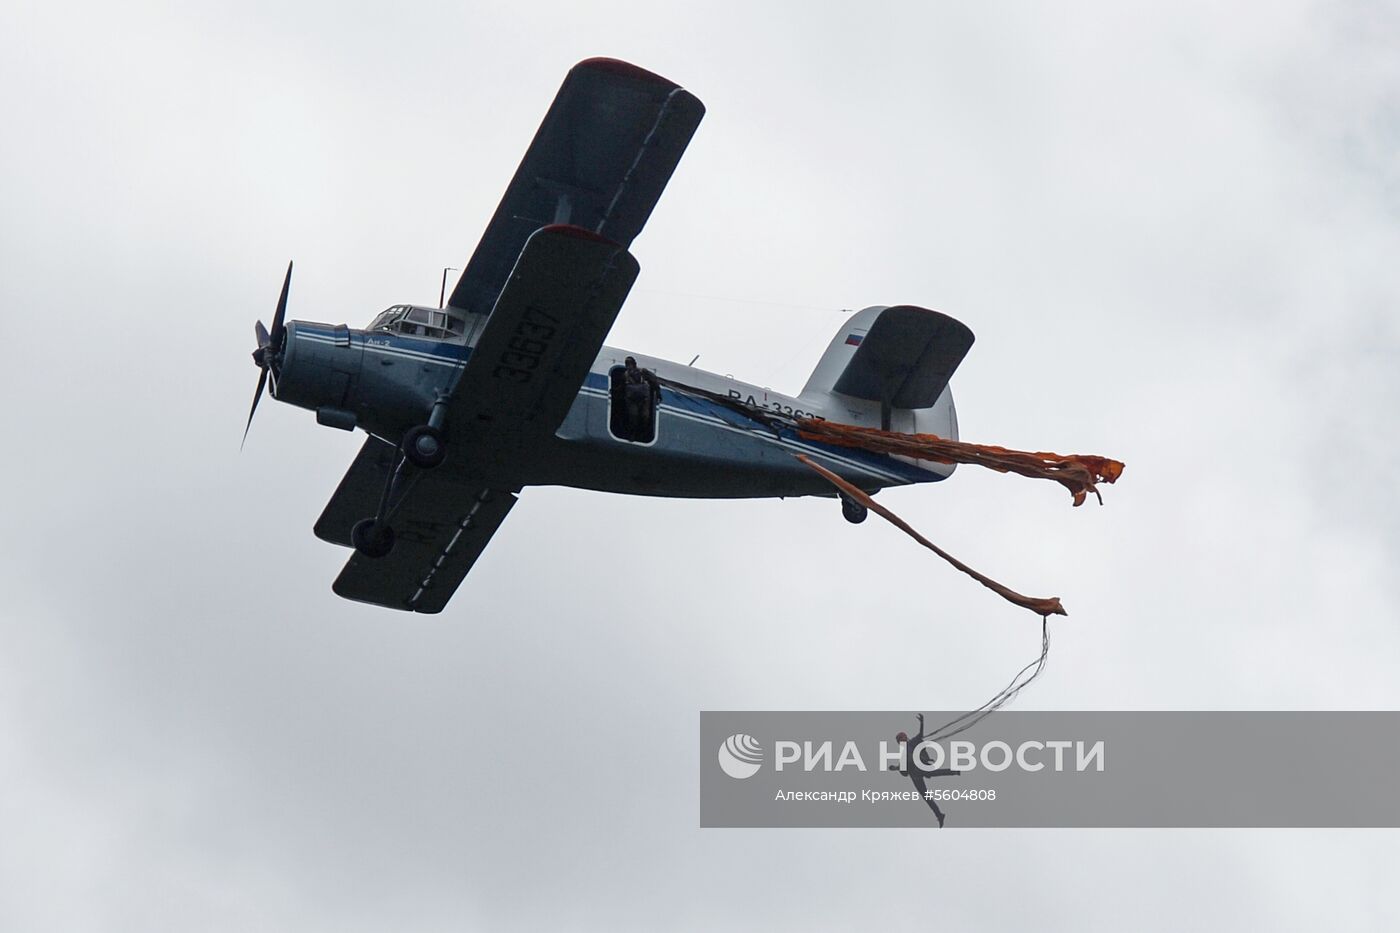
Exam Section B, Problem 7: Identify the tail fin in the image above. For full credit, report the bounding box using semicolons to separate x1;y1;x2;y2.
801;305;975;410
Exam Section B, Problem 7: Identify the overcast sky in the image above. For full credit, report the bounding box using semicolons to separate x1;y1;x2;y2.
2;1;1399;930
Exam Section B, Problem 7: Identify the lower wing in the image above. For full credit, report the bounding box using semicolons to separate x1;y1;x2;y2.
329;462;519;614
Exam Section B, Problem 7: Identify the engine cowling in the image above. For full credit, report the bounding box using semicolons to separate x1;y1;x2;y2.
273;321;365;429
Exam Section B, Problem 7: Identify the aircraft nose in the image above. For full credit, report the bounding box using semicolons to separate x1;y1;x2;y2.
269;321;364;424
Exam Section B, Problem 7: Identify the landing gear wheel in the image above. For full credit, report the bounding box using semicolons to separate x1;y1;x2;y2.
841;495;868;525
351;518;395;558
402;424;446;469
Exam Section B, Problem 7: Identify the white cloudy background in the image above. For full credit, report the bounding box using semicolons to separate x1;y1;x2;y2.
2;1;1398;929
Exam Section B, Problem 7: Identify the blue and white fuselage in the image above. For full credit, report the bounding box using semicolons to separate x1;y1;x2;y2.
277;309;958;500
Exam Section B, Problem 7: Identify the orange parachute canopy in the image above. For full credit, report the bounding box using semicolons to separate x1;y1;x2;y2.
796;454;1068;618
792;422;1125;618
795;419;1124;507
650;372;1125;618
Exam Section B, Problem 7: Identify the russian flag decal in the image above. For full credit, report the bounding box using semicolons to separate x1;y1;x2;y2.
845;333;864;347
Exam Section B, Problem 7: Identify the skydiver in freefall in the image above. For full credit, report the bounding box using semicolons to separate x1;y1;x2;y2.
890;713;961;828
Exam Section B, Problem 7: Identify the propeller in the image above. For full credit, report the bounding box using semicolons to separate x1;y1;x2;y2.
243;261;293;447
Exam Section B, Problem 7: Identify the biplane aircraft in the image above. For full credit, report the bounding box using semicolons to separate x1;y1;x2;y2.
245;58;975;613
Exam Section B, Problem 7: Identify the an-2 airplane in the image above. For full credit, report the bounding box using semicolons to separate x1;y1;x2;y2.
245;58;975;613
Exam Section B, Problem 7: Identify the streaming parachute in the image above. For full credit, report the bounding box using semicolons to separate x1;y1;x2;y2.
652;374;1124;619
795;454;1068;618
792;420;1124;618
794;419;1124;507
655;381;1126;728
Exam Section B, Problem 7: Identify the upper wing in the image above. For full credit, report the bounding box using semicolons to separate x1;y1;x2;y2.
445;223;640;479
447;58;703;316
332;472;519;614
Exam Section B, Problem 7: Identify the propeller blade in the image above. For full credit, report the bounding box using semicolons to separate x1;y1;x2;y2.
242;365;269;449
269;260;292;348
244;261;292;449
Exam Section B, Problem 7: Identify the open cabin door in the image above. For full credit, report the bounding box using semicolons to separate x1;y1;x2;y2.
607;365;660;444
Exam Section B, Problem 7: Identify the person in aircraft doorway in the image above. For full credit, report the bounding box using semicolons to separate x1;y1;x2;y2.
622;356;660;440
890;713;962;828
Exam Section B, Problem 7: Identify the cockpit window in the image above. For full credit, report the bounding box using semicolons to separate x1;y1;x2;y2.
369;305;407;331
368;305;466;340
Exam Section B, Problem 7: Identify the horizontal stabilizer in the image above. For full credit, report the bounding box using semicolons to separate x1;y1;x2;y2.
817;305;975;409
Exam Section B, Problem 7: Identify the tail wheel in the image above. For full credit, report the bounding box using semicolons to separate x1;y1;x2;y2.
351;518;395;558
402;424;446;469
841;495;868;525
